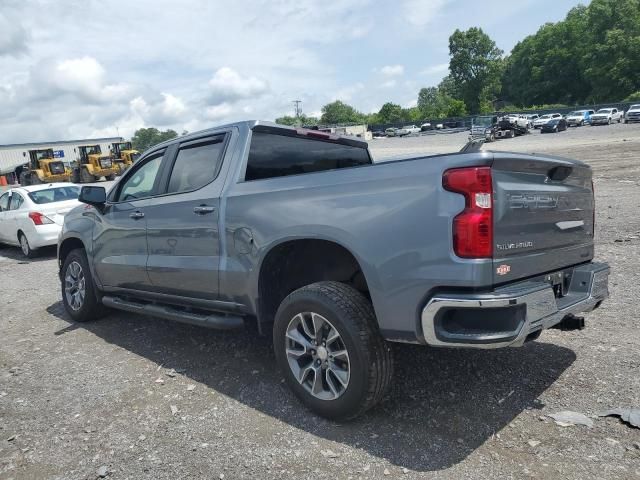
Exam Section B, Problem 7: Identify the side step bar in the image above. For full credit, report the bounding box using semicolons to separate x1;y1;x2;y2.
102;296;244;330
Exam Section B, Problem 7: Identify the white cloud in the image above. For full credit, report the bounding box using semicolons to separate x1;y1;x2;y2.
0;4;28;56
205;103;233;121
402;0;449;26
420;63;449;76
208;67;269;104
332;83;365;102
380;79;397;89
379;65;405;76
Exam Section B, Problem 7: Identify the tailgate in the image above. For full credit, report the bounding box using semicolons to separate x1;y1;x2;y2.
492;153;594;283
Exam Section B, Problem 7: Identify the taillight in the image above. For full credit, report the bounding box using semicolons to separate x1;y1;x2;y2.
29;211;54;225
443;166;493;258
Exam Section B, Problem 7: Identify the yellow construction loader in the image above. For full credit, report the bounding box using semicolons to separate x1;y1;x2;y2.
110;141;140;175
72;145;120;183
17;149;72;185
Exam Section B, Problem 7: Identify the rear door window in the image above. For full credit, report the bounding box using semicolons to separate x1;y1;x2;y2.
0;193;9;212
9;193;24;210
166;135;226;194
246;131;371;181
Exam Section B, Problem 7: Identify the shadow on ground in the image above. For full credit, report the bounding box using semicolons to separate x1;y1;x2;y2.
0;245;56;263
47;301;575;472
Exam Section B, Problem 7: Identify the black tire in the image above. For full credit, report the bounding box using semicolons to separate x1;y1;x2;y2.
273;281;393;420
18;232;37;259
61;248;107;322
19;172;30;186
79;168;96;183
71;169;80;183
489;133;495;142
106;174;116;181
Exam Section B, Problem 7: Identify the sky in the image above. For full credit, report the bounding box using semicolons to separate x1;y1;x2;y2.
0;0;590;143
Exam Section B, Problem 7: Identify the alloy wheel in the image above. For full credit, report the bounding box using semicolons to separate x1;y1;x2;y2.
20;235;30;256
64;261;86;311
285;312;350;401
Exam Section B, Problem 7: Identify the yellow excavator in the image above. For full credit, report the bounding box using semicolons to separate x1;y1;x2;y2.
110;141;140;175
72;145;120;183
17;149;72;185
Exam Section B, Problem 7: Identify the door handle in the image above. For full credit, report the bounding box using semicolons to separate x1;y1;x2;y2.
193;206;215;215
129;211;145;219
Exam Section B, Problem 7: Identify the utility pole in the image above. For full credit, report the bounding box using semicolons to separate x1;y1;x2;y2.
292;100;302;118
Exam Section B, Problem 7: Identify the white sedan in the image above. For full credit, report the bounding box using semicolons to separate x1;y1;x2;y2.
0;183;81;258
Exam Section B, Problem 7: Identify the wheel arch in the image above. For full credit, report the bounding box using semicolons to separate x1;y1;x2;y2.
256;237;375;332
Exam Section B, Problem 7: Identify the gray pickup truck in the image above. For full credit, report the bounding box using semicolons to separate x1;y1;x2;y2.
58;121;609;419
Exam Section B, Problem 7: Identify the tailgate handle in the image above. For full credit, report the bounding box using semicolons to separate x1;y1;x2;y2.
547;166;573;181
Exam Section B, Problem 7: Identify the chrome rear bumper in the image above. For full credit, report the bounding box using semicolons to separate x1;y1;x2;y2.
421;262;609;349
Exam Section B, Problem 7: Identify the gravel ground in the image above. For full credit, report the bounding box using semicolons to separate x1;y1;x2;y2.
1;124;639;480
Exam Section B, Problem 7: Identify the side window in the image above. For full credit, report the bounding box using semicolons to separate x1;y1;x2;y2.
0;193;9;212
9;193;24;210
246;132;371;181
116;153;163;202
166;135;226;194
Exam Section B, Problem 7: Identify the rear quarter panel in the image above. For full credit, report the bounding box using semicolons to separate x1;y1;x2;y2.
221;151;496;341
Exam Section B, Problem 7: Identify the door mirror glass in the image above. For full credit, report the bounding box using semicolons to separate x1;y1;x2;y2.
79;186;106;206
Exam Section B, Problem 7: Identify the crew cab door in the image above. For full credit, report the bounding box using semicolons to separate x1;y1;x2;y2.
92;150;165;289
145;132;232;299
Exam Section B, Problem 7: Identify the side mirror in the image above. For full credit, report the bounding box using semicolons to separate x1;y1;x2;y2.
79;186;106;206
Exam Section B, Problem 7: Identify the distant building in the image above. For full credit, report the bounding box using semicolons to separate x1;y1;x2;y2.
0;137;122;184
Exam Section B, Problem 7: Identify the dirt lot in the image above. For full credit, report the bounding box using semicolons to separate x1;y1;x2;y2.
1;124;639;479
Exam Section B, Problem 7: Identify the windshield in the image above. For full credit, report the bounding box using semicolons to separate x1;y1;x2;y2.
538;115;551;120
596;109;612;114
28;186;80;204
473;116;494;127
547;119;560;125
568;111;584;116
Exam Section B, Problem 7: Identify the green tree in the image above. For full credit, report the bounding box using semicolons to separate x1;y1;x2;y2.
449;27;504;114
275;114;319;126
502;6;590;106
417;86;467;118
582;0;640;101
376;102;404;123
131;127;178;152
320;101;363;124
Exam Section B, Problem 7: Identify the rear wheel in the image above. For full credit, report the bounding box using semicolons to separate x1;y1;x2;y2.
61;249;106;322
19;233;37;259
274;281;393;420
106;174;116;181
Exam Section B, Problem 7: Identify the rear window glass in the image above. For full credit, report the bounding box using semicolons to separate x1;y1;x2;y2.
28;186;80;204
246;132;371;181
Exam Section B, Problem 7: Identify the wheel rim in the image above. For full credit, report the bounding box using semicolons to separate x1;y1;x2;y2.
64;261;86;311
285;312;350;401
20;235;30;256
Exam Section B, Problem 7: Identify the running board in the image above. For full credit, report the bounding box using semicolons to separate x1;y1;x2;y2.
101;296;244;330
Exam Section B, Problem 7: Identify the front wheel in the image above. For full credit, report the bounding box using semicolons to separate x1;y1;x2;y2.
61;249;107;322
273;281;393;420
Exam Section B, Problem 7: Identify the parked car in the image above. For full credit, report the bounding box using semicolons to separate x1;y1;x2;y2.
0;183;80;258
565;110;595;127
385;127;397;137
541;118;568;133
58;121;609;420
503;114;530;130
525;114;540;128
590;108;623;125
624;104;640;123
420;122;432;131
532;113;562;129
371;130;386;138
396;125;420;136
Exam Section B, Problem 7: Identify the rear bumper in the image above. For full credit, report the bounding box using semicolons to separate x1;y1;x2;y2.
421;262;609;349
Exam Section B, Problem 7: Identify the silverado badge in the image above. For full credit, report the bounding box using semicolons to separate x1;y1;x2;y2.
496;264;511;276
